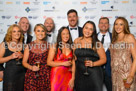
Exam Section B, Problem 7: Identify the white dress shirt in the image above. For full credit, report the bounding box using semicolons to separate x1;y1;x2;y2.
69;26;79;42
98;32;111;52
24;33;27;44
46;32;56;44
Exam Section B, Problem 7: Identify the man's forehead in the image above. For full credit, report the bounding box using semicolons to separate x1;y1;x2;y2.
20;18;29;22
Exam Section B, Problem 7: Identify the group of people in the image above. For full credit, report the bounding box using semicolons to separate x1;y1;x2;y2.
0;9;136;91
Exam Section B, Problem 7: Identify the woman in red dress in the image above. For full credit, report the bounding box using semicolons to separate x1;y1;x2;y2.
23;24;51;91
47;27;75;91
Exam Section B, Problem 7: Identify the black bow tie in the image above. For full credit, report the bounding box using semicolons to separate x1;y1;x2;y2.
70;28;77;30
47;34;51;37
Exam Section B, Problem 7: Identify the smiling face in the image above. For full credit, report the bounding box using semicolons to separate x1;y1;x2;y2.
35;26;46;40
114;19;125;34
11;27;21;41
61;29;70;43
19;18;29;33
99;19;109;34
83;23;94;38
67;12;78;27
44;18;54;32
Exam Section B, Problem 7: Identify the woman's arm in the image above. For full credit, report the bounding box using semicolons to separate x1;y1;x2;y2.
68;58;75;89
47;44;71;67
22;45;39;71
68;39;78;88
0;42;18;63
22;45;32;70
85;42;106;67
126;34;136;83
93;42;107;66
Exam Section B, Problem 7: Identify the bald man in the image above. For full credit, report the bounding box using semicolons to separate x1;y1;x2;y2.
44;17;56;44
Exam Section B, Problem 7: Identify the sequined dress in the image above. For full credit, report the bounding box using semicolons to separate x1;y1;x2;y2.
110;42;136;91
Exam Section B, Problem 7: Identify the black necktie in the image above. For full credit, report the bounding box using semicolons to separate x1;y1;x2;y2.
101;35;105;44
47;34;51;37
70;28;77;30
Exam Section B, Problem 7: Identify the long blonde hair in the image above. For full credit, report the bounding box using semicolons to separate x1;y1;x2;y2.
5;24;24;42
112;17;130;43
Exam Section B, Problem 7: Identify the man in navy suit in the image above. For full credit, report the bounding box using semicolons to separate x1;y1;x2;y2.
67;9;82;42
97;17;112;91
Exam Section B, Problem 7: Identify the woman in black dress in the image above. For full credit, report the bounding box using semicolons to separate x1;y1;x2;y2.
0;24;25;91
73;21;106;91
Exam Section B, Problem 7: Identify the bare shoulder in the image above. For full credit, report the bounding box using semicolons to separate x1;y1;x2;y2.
0;42;6;54
0;42;5;46
0;42;5;48
125;34;135;42
49;43;57;52
74;37;82;43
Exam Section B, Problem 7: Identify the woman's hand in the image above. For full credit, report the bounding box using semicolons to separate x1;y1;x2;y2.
68;78;74;89
11;52;19;59
85;60;94;67
62;61;72;66
126;76;134;84
17;52;23;59
32;65;40;71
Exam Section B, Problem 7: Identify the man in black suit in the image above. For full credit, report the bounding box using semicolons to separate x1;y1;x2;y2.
18;17;32;44
97;17;112;91
67;9;82;42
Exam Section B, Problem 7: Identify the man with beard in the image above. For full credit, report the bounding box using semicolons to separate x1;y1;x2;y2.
67;9;82;42
19;17;33;44
44;17;56;44
97;17;112;91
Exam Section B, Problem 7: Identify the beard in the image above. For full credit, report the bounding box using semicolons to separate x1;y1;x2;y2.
46;26;53;32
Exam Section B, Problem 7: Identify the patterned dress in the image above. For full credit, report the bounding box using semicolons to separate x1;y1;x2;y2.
110;42;136;91
50;48;73;91
24;41;51;91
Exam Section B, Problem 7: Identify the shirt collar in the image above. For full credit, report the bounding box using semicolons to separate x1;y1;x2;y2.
99;32;109;37
69;26;78;29
24;33;27;36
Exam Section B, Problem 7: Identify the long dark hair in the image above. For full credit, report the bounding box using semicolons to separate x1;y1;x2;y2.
55;26;73;56
82;21;99;51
